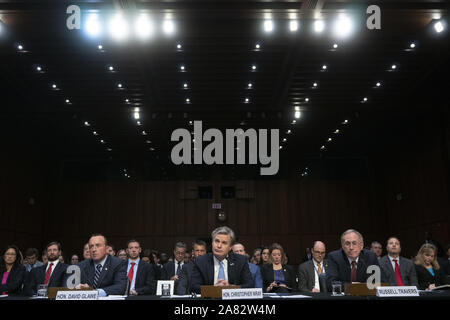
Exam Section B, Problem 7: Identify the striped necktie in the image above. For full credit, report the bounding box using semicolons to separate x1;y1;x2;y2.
93;264;102;289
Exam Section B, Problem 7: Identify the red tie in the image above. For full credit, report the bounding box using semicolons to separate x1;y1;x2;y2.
351;261;357;282
393;259;404;286
128;262;136;283
44;263;53;285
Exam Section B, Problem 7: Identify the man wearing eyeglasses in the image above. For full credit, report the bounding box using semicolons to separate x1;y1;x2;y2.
298;241;328;292
325;229;387;291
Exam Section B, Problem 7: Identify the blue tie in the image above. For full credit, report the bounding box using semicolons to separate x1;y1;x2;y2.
93;264;102;289
218;261;225;280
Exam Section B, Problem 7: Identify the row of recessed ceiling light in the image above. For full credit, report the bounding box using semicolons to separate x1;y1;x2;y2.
297;40;431;176
13;42;115;153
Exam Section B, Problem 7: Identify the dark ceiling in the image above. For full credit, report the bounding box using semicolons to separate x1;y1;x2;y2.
0;1;449;180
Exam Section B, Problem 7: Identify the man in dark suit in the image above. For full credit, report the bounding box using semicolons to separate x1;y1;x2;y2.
176;240;207;295
24;241;69;296
298;241;328;292
232;242;263;288
76;234;127;296
161;241;187;293
379;237;418;286
190;226;253;293
326;229;387;291
126;239;156;295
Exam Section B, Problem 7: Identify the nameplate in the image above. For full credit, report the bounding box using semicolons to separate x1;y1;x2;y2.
222;288;263;300
56;290;98;300
376;286;419;297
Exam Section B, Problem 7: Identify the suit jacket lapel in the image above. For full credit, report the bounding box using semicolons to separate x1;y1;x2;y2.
207;254;215;285
308;260;315;287
97;255;110;286
340;250;351;280
48;263;62;287
227;254;235;285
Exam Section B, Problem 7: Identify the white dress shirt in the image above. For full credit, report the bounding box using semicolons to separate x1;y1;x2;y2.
127;258;139;291
174;260;184;276
312;259;324;290
45;259;59;279
213;255;228;284
388;255;400;271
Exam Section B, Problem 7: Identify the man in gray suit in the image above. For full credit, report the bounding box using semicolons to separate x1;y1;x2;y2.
298;241;328;292
379;237;418;286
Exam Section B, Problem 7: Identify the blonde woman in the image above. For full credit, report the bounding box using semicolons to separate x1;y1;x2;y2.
414;244;448;290
260;243;296;293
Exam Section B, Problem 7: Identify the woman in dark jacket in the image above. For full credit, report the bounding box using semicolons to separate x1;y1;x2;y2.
261;243;297;293
414;244;448;290
0;245;26;295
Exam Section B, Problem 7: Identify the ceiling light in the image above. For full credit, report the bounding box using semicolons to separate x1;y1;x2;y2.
391;64;397;70
134;112;140;120
150;147;155;151
322;65;327;70
363;97;368;102
333;43;338;49
84;121;90;126
314;20;325;33
142;131;147;135
279;146;283;150
65;99;70;103
305;98;309;102
85;14;102;37
245;98;249;103
289;20;298;32
107;148;112;152
327;137;332;142
177;43;182;49
255;43;260;49
333;16;353;38
137;121;141;126
109;14;129;41
313;82;318;87
248;83;252;88
180;65;185;71
146;140;151;144
263;20;274;33
186;98;190;103
183;83;188;88
52;84;57;89
320;145;325;150
163;20;175;34
135;14;153;39
125;99;130;103
283;138;287;142
294;106;300;111
100;139;105;144
287;130;291;134
134;107;140;112
434;21;444;33
376;82;381;87
117;83;122;88
334;129;340;134
251;65;257;71
17;44;23;51
98;44;103;50
292;120;296;124
108;66;114;71
93;131;98;135
36;66;42;72
410;42;416;48
294;111;301;119
342;119;349;124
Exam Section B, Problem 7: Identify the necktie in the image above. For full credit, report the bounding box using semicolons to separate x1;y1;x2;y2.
176;261;182;276
217;261;225;281
317;263;322;275
351;261;357;282
393;259;404;286
128;262;136;283
43;263;53;285
93;264;102;289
